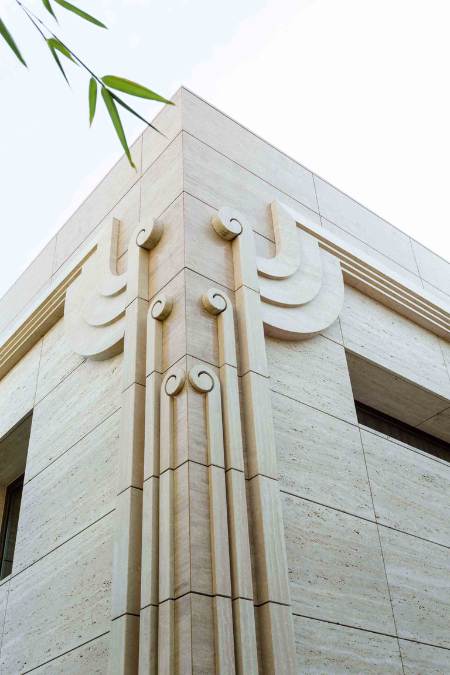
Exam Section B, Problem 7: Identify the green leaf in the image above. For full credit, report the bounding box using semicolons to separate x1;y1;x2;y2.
47;37;76;63
0;18;26;66
53;0;106;28
89;77;97;126
101;87;136;169
47;39;69;84
41;0;57;20
101;76;173;104
110;91;164;136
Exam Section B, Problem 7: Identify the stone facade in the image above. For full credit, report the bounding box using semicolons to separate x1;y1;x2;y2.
0;87;449;674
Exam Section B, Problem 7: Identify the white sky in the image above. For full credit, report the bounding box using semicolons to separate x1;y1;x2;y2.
1;0;449;297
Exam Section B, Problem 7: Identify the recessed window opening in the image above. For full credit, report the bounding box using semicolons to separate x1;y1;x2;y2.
0;413;31;580
355;401;450;463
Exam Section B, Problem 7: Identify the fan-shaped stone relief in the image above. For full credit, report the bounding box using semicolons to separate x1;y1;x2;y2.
213;200;344;339
64;217;162;359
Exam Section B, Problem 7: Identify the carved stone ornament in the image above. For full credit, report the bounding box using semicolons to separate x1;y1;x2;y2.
64;217;162;359
212;200;344;339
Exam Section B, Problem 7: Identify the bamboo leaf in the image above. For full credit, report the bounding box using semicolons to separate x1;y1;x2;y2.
0;18;26;66
53;0;106;28
89;77;97;126
101;76;173;104
47;39;69;84
47;37;76;63
101;87;135;168
110;91;164;136
41;0;57;20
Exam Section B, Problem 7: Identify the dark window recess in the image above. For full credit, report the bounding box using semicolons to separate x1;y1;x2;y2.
0;475;24;580
355;402;450;463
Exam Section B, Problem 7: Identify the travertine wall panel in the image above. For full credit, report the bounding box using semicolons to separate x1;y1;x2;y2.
141;88;182;173
283;493;395;634
183;131;320;242
362;429;450;546
1;513;113;673
0;340;41;439
314;176;419;274
30;634;110;674
294;615;403;674
26;353;122;481
418;405;450;442
412;239;450;296
0;579;9;658
399;639;450;674
267;335;357;424
273;392;372;517
341;286;450;399
0;237;56;336
184;193;235;290
148;195;184;299
181;88;318;212
14;409;120;572
380;527;450;648
52;137;142;275
34;317;85;405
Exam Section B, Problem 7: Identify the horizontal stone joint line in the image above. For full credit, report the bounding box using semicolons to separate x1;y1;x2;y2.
21;630;110;674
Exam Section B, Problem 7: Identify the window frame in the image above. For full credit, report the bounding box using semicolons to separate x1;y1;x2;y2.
0;473;24;580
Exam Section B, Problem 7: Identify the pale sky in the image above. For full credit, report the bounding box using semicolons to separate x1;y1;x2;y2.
1;0;449;298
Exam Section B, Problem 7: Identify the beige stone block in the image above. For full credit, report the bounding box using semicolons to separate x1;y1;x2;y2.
0;340;41;439
141;88;182;173
26;353;122;481
148;194;184;300
399;639;450;674
255;603;296;674
53;138;142;274
315;176;419;273
0;237;56;336
139;604;157;675
226;469;253;600
122;298;148;390
31;633;110;674
209;465;232;598
294;615;403;674
111;487;142;619
14;410;119;573
141;476;159;609
247;475;291;605
412;239;450;296
273;393;373;518
232;598;258;675
283;493;395;634
423;281;450;313
119;382;145;491
183;131;320;242
380;526;450;648
0;414;31;486
241;371;278;479
347;351;449;427
34;317;85;404
341;286;450;400
235;285;268;377
213;595;236;673
151;272;186;373
184;193;235;290
173;593;215;674
182;89;318;212
267;334;357;424
1;513;113;674
158;598;175;673
109;614;139;675
362;429;450;546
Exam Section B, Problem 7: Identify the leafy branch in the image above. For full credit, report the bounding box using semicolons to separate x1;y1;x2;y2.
0;0;173;167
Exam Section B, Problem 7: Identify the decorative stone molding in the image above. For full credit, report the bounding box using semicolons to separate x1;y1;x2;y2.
64;217;163;360
212;201;344;340
211;209;297;673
